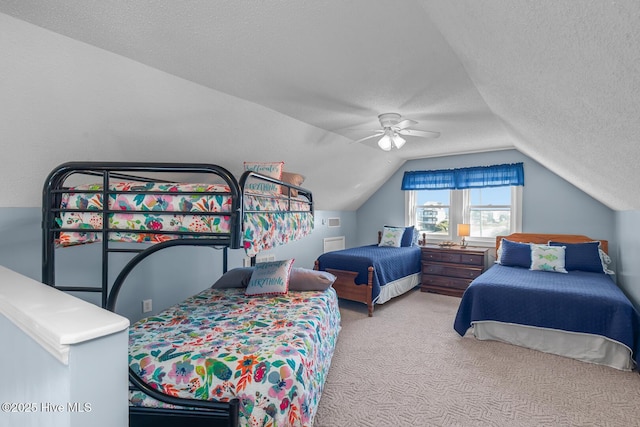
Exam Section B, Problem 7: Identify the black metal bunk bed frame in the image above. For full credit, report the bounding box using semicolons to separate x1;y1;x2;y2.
41;161;313;427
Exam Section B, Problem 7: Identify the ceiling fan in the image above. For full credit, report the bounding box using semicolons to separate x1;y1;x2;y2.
352;113;440;151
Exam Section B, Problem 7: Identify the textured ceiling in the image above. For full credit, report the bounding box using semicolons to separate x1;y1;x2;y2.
1;0;639;210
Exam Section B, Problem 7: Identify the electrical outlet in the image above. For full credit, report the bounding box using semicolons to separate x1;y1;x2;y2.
142;299;153;313
243;257;252;267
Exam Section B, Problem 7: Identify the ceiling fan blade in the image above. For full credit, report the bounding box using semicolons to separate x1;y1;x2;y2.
351;132;383;144
394;119;418;130
397;129;441;138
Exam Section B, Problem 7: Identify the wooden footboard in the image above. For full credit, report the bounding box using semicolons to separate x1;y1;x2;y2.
315;260;374;316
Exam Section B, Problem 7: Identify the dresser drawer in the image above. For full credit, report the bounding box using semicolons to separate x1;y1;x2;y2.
422;263;483;279
421;250;485;266
422;274;472;292
419;245;490;297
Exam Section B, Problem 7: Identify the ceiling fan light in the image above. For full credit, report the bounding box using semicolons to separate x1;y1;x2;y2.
378;134;392;151
392;133;406;149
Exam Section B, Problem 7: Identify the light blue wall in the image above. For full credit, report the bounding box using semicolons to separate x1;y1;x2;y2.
615;210;640;308
0;208;41;281
356;149;616;260
0;208;355;322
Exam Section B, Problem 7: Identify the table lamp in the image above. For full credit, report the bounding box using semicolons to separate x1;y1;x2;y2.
457;224;470;248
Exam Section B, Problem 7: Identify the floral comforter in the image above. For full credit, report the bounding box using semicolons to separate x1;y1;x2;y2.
129;287;340;427
56;181;313;256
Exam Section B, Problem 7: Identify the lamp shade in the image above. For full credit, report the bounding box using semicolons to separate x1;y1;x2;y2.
378;133;392;151
392;133;406;149
457;223;470;237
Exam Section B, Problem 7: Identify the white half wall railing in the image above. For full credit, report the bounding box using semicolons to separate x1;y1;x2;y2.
0;266;130;427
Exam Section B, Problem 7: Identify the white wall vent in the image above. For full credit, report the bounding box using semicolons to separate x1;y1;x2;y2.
323;236;345;253
255;254;276;263
327;217;341;227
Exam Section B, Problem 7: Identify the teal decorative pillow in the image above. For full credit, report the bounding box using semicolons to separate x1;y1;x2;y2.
530;244;568;273
379;226;404;248
243;161;284;193
245;259;294;296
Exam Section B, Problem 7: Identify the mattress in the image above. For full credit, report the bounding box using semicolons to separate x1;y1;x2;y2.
56;181;313;256
129;287;341;427
454;264;640;368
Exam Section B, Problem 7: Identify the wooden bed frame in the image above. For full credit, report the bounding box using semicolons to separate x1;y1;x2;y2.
313;231;383;317
496;233;608;254
318;264;375;316
470;233;636;370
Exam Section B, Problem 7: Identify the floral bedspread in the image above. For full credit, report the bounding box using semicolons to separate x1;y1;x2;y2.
56;181;313;256
129;287;340;427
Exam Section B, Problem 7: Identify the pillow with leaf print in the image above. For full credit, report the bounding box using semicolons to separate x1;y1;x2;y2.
378;226;404;248
530;244;568;273
245;259;294;296
383;225;416;247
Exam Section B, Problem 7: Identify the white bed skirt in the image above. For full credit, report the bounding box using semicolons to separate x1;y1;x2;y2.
376;273;421;305
472;321;635;371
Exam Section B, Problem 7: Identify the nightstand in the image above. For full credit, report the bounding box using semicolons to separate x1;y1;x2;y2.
420;245;490;297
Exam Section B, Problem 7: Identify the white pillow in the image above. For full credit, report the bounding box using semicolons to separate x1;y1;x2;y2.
530;244;567;273
378;226;404;248
599;249;616;275
245;259;294;296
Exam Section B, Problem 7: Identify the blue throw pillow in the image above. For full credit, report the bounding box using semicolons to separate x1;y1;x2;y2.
401;226;415;247
499;238;532;268
549;241;604;273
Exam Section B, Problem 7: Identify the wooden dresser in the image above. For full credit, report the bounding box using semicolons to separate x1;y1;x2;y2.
420;245;491;297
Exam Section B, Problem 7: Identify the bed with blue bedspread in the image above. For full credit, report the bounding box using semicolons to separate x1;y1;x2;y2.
315;236;421;316
453;233;640;371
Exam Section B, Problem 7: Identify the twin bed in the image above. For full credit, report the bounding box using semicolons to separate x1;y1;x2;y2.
42;162;339;427
315;227;422;316
454;233;640;371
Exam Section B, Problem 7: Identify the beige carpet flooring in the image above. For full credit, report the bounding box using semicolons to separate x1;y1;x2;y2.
313;289;640;427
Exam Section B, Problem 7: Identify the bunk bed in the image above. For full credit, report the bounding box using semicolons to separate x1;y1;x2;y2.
41;161;340;427
314;226;422;316
453;233;640;371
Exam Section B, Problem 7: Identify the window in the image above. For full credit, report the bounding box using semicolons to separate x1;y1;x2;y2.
469;186;512;237
402;163;524;246
408;186;522;245
416;189;449;236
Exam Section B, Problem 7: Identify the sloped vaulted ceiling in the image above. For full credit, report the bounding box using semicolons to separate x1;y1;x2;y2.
418;1;640;211
1;1;639;210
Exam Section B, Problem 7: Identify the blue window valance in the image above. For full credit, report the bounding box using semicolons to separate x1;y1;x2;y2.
401;162;524;190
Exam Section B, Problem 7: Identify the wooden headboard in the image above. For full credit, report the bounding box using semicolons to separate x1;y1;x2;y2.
496;233;608;254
